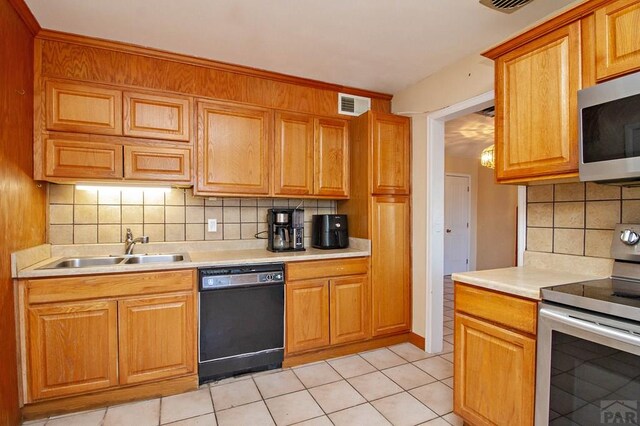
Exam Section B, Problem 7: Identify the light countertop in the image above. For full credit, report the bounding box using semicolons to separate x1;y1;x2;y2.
13;239;370;279
451;251;613;300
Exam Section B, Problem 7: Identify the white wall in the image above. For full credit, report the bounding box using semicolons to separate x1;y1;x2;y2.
393;54;494;336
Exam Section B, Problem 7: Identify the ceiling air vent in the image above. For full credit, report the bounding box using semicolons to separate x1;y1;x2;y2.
479;0;534;13
338;93;371;116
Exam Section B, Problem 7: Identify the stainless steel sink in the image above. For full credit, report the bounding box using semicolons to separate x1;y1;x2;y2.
123;254;186;264
39;256;126;269
37;253;189;269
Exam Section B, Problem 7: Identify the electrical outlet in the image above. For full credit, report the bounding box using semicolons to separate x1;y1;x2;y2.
207;219;217;232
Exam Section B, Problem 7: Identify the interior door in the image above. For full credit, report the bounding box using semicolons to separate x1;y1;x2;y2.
444;174;470;275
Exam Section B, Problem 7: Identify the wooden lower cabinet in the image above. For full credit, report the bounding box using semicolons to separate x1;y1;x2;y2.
453;282;537;426
27;300;118;400
286;279;330;354
118;294;195;385
285;258;369;355
330;275;369;345
23;270;197;404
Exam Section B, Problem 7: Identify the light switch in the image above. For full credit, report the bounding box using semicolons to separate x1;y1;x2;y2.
207;219;217;232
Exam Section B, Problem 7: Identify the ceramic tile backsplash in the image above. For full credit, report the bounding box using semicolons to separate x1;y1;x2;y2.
48;184;336;245
526;182;640;258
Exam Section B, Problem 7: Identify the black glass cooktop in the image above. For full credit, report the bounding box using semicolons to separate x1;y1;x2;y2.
542;278;640;322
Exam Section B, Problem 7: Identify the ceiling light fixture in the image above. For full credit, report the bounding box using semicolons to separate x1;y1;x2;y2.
75;184;172;193
480;145;495;169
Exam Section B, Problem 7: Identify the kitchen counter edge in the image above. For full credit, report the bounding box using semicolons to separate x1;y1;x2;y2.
451;266;610;300
17;247;371;279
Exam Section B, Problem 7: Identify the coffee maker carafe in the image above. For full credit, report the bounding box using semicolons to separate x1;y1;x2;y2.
267;208;305;252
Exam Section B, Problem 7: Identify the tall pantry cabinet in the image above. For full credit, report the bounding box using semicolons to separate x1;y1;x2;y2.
339;111;411;336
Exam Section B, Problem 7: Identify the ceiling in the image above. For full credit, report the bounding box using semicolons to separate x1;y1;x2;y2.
445;112;494;159
25;0;579;94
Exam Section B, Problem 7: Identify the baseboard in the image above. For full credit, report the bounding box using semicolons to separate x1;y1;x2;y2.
409;332;425;350
22;374;198;421
283;332;411;367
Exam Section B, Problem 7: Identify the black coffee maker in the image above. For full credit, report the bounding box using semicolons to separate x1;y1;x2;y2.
267;208;305;252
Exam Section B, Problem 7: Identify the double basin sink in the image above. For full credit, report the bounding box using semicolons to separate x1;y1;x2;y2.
39;254;189;269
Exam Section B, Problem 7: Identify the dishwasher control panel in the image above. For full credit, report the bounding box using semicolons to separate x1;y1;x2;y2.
199;264;285;290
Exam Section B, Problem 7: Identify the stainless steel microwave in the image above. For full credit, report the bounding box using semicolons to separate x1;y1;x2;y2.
579;70;640;184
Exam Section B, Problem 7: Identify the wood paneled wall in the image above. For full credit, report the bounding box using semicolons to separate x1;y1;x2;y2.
0;0;46;424
36;31;391;117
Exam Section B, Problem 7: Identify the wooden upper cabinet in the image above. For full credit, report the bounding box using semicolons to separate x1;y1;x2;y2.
372;112;410;195
44;137;123;180
315;118;349;198
196;101;272;195
118;294;196;385
124;146;191;182
274;112;314;196
46;81;122;135
27;300;118;401
495;22;581;182
595;0;640;80
330;275;370;344
123;92;191;141
286;279;330;354
371;196;411;336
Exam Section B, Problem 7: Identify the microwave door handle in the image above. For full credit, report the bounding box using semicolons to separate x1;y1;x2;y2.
539;307;640;347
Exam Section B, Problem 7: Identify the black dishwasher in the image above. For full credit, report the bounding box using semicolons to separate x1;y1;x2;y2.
198;263;285;384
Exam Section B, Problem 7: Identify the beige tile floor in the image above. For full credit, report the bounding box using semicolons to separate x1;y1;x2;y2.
23;280;458;426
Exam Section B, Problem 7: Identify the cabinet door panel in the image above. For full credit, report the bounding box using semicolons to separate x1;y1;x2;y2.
196;102;271;195
496;23;580;181
315;118;349;198
454;313;535;426
274;112;314;196
371;196;411;336
330;275;370;344
595;0;640;80
286;279;330;354
28;301;118;401
118;294;196;385
124;146;191;182
46;81;122;135
123;92;191;141
372;113;410;195
45;137;123;179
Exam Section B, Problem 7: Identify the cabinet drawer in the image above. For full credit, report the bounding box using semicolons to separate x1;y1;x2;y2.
286;257;368;281
123;92;191;141
45;138;123;179
124;146;191;182
26;270;195;304
46;81;122;135
454;282;537;335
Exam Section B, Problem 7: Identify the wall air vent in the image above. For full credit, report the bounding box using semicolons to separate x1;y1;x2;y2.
338;93;371;116
479;0;534;13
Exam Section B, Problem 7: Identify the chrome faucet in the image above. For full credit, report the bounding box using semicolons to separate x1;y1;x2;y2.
125;228;149;255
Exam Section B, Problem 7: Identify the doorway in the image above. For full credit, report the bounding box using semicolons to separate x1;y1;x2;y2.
422;91;527;353
444;174;470;275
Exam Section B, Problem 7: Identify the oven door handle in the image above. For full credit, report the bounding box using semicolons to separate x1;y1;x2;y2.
539;307;640;346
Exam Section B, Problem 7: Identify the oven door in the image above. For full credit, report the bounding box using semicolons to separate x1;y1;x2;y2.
535;303;640;426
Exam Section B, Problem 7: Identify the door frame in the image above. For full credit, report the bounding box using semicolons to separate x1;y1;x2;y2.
444;173;471;274
423;90;527;353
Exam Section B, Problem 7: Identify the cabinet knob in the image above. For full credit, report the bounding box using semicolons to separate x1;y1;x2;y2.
446;229;452;233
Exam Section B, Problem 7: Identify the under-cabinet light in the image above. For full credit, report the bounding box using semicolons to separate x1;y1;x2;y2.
75;184;172;193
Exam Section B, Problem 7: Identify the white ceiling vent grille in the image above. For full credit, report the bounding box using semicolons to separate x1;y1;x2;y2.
338;93;371;116
479;0;534;13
